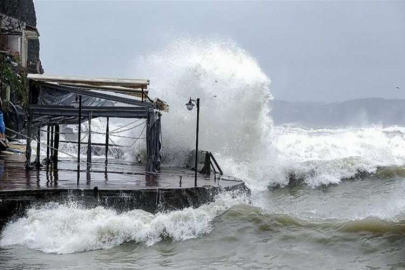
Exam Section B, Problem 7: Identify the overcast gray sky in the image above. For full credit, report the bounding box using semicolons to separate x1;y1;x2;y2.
35;0;405;102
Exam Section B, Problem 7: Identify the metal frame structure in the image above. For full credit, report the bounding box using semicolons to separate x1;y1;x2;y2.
25;74;163;179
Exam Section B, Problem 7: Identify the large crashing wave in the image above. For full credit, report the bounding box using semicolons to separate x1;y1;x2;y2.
131;37;405;189
131;38;274;179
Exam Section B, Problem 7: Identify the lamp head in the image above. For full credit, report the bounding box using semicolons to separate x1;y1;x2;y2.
186;98;194;111
72;101;80;109
72;95;81;108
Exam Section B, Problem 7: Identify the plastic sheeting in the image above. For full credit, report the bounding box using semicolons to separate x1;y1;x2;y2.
38;85;114;107
32;85;115;126
146;111;162;174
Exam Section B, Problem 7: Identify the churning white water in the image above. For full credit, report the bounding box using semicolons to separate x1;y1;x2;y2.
268;125;405;187
0;194;248;254
2;38;405;257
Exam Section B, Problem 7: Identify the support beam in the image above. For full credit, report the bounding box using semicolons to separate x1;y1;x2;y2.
146;110;154;174
50;126;54;163
105;117;109;173
35;127;41;168
31;105;149;119
77;95;82;183
46;125;50;166
25;109;33;169
27;74;149;89
87;112;92;172
53;125;60;169
37;82;153;108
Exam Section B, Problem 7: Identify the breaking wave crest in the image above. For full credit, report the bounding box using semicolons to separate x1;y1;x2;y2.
270;126;405;187
0;194;248;254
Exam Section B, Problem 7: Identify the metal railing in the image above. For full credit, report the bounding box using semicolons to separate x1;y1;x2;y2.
200;151;223;177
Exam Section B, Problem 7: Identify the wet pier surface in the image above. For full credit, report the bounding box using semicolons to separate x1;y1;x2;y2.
0;154;248;225
0;155;243;191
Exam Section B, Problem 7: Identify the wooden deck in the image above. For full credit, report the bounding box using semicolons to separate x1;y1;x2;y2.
0;155;244;191
0;154;249;225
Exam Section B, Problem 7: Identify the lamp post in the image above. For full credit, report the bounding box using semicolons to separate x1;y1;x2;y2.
186;97;200;187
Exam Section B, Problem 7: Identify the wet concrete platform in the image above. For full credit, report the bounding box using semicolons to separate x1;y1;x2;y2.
0;154;249;226
0;155;243;191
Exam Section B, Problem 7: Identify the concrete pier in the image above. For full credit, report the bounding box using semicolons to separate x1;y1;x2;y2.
0;155;249;227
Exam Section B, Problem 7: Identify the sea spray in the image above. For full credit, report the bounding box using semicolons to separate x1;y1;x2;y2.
131;37;283;190
130;37;405;189
132;38;271;159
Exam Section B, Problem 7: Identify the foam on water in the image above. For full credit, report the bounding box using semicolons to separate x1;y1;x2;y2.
269;126;405;187
0;194;248;254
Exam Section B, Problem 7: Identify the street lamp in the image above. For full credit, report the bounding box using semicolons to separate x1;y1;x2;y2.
186;97;200;187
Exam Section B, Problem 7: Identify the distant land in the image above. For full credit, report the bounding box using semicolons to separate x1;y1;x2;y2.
271;98;405;128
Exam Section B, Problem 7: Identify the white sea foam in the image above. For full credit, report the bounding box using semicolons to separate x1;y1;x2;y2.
269;126;405;187
0;194;247;254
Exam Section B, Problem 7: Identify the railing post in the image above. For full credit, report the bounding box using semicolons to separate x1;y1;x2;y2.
210;152;223;175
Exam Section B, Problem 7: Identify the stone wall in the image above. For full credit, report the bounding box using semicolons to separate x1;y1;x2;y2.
0;0;37;28
0;0;42;74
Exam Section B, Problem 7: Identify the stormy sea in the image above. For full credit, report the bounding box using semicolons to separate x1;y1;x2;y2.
0;39;404;269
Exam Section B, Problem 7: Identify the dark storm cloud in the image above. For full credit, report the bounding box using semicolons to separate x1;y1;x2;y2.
35;0;405;102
